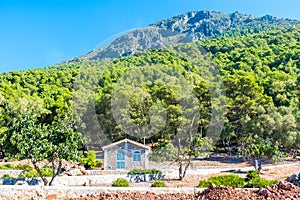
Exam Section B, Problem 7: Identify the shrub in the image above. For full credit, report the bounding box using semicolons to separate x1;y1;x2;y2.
19;166;53;178
80;151;103;169
112;178;129;187
19;170;39;178
151;180;166;187
1;174;12;178
245;170;260;182
244;169;278;188
40;166;53;177
15;164;33;172
0;163;14;170
198;174;245;188
245;178;279;188
128;168;162;175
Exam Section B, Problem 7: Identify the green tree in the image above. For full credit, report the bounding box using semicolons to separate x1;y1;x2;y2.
151;136;213;180
0;98;83;186
241;134;282;172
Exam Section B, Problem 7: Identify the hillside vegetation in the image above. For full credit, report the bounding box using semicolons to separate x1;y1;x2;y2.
1;25;300;160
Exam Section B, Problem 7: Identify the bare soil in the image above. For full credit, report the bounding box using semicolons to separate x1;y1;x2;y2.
66;182;300;200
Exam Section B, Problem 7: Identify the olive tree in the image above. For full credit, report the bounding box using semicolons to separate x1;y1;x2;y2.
151;136;213;180
0;97;83;186
241;134;282;172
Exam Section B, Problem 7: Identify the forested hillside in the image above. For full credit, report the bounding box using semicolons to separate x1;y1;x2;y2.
1;25;300;157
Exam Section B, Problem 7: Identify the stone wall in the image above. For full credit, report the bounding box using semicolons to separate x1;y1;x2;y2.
0;170;23;177
0;185;206;199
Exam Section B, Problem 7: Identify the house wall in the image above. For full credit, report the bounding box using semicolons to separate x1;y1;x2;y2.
104;142;149;170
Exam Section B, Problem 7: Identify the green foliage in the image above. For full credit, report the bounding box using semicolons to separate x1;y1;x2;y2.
1;25;300;183
80;151;103;169
151;180;166;187
197;174;245;188
19;170;39;178
128;168;162;175
112;178;130;187
0;164;14;170
244;170;279;188
18;166;53;178
0;99;83;185
197;172;279;189
15;164;34;172
0;164;33;172
245;177;279;188
1;174;12;178
241;135;283;170
245;170;260;182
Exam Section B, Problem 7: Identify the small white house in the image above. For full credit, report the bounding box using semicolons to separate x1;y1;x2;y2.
102;139;150;170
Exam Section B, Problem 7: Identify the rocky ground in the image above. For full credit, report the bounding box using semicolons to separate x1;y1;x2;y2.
66;182;300;200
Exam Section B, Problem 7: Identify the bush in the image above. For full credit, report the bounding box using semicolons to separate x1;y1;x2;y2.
245;178;279;188
198;174;245;188
112;178;129;187
151;180;166;187
19;166;53;178
128;168;162;175
0;163;14;170
80;151;103;169
244;170;278;188
245;170;260;182
40;166;53;177
0;163;34;171
15;164;33;172
19;170;39;178
1;174;12;178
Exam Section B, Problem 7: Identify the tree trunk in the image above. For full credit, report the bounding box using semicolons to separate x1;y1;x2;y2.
182;159;191;180
257;158;262;172
254;158;262;173
178;162;183;180
49;160;62;186
31;158;48;186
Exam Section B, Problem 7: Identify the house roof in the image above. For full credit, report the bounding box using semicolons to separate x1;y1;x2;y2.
102;138;151;150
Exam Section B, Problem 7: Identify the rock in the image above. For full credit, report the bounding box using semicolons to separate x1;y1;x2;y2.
286;173;298;184
65;169;82;176
278;181;294;190
61;164;86;176
61;165;71;172
258;189;269;197
64;11;298;64
209;183;216;189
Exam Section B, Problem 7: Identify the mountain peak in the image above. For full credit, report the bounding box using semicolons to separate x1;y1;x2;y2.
64;10;299;63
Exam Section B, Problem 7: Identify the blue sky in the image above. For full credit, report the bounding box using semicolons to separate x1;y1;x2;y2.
0;0;299;72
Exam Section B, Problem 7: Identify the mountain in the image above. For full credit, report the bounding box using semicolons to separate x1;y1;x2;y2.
65;10;299;63
2;26;300;151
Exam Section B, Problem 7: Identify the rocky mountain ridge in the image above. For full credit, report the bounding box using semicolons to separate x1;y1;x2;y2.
65;10;299;63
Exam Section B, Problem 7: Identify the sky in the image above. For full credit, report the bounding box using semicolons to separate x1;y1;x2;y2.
0;0;299;72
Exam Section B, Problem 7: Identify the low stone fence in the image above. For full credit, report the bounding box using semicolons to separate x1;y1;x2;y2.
0;175;128;186
0;185;206;199
0;170;23;177
85;170;127;176
0;178;40;185
52;175;126;186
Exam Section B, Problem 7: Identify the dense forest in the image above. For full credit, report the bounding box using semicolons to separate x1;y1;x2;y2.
1;25;300;161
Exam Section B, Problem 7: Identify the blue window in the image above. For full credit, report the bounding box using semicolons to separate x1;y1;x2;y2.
133;151;141;161
117;151;125;160
116;151;125;169
116;161;125;169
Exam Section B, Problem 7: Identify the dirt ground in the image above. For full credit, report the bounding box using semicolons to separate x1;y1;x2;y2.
1;155;299;188
135;155;300;187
